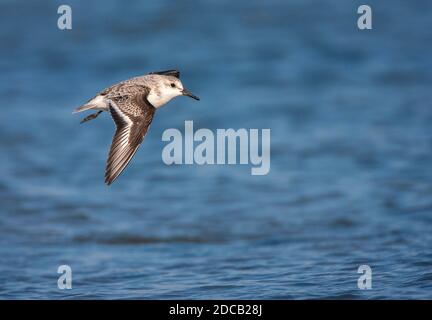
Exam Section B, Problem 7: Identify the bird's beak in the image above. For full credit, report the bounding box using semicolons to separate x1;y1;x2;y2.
182;89;200;101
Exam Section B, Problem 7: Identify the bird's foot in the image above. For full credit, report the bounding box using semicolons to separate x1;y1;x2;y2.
80;111;103;124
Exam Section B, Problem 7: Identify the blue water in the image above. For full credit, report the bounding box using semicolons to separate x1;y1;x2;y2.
1;0;432;299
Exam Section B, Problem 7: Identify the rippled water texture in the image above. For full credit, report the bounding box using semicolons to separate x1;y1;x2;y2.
0;0;431;299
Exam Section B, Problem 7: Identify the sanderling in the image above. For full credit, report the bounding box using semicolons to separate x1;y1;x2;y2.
73;70;200;185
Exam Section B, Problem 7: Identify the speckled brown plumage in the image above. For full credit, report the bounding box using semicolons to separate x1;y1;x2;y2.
104;86;155;185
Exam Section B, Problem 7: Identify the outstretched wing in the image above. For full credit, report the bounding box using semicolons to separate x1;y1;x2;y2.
105;91;155;185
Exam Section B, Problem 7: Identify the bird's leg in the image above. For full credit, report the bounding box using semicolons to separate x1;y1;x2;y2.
80;111;103;124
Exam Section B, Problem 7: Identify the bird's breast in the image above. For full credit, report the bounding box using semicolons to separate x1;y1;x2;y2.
147;91;174;108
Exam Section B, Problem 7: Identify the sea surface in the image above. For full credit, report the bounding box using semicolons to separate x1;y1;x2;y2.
0;0;431;299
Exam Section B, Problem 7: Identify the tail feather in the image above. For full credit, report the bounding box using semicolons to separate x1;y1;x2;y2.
72;104;97;114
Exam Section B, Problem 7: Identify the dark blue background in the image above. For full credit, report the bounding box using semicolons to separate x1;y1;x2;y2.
0;0;431;299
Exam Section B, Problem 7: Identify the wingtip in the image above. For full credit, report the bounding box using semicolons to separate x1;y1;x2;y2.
104;171;118;186
104;176;113;186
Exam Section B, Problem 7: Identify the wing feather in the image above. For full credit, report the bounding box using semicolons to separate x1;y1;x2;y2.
104;92;155;185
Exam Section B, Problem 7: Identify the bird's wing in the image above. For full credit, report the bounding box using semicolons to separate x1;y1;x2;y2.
105;90;155;185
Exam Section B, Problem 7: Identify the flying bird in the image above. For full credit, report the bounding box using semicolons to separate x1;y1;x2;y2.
73;70;199;185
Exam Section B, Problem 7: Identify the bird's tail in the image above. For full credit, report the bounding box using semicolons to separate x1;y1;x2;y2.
72;103;98;114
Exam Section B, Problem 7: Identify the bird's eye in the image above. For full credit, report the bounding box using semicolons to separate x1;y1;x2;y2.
170;83;176;88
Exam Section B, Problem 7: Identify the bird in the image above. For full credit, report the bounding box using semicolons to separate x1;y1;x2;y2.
73;69;200;185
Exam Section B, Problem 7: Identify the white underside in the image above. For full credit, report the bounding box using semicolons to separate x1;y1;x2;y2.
147;91;178;108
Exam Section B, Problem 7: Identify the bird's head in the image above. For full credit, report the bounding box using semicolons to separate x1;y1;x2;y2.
147;71;199;108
